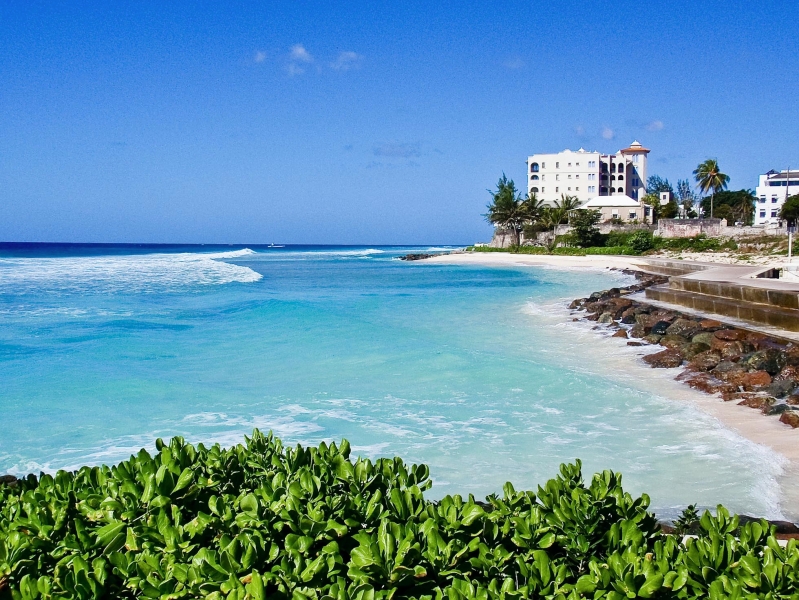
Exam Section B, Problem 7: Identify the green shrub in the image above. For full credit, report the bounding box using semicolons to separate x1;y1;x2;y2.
2;431;797;600
626;230;655;253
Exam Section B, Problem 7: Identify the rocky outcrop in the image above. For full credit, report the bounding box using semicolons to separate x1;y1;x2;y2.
569;269;799;430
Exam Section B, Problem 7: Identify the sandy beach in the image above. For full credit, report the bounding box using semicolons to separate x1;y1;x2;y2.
423;250;799;518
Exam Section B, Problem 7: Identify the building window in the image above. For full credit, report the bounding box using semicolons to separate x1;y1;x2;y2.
618;187;624;193
612;210;619;218
575;174;579;179
617;175;623;181
611;175;616;181
531;175;539;180
542;162;545;168
556;174;559;181
568;162;571;167
541;187;545;193
531;187;539;193
771;210;778;217
760;210;766;218
567;187;571;191
633;178;639;186
576;162;580;167
772;197;778;203
531;162;539;173
567;174;572;179
759;197;766;203
633;154;639;163
629;211;637;220
556;187;559;192
541;175;545;181
575;187;579;191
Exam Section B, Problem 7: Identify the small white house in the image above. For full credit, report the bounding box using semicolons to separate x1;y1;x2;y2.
581;194;647;223
754;169;799;225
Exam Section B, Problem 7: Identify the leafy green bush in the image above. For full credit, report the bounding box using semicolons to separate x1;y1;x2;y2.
654;235;738;253
2;432;798;600
626;231;655;254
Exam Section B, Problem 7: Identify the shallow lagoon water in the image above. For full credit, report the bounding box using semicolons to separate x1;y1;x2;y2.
0;245;789;520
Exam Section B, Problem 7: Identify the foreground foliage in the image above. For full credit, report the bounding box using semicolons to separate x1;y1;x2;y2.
1;431;798;599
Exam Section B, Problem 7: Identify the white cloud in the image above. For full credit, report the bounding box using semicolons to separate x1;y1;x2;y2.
331;51;362;71
647;119;664;131
601;127;615;140
254;50;266;63
290;44;313;63
286;63;305;76
574;125;586;136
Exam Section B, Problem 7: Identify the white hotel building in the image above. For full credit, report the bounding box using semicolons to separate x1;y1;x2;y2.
754;169;799;226
526;141;649;212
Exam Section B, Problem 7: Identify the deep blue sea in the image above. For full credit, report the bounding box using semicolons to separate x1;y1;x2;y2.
0;244;790;520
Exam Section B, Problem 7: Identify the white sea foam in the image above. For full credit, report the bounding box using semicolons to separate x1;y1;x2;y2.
0;249;262;295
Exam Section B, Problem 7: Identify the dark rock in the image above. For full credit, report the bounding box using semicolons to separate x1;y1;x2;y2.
0;474;17;488
715;329;746;341
400;253;437;261
688;350;722;371
585;312;600;322
775;365;799;382
629;324;647;338
724;370;773;390
620;309;637;324
642;349;683;368
766;379;797;399
699;319;723;330
780;411;799;428
763;403;798;416
660;334;689;350
785;346;799;367
691;332;716;346
681;342;712;360
737;396;774;410
712;360;741;374
680;372;736;395
740;349;787;375
643;334;663;345
786;394;799;406
665;318;702;338
650;320;672;335
569;298;586;309
721;391;763;403
627;341;644;346
612;329;628;338
598;312;614;324
635;313;659;327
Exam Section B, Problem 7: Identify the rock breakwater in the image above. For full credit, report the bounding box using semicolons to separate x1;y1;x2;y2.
570;271;799;429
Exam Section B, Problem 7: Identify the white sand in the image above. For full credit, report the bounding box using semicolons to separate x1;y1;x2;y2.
421;250;799;517
425;252;643;270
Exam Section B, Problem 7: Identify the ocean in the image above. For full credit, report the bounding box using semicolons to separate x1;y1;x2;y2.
0;244;790;520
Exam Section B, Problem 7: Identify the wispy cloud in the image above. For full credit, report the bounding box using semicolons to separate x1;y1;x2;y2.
647;119;664;132
286;44;314;75
574;125;586;137
601;127;615;140
331;51;362;71
504;57;525;69
290;44;313;63
373;142;421;159
254;50;267;63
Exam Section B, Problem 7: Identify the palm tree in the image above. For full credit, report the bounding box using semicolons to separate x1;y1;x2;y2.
693;159;730;219
484;174;527;246
733;190;756;225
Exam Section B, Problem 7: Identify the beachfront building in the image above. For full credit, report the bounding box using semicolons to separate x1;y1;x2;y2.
582;195;647;223
526;141;649;207
754;169;799;225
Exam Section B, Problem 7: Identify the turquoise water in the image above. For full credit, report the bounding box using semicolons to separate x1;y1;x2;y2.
0;245;789;520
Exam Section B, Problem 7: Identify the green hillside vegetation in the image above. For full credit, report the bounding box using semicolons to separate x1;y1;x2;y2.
2;431;798;599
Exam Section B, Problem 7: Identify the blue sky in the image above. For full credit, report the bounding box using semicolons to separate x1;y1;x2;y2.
1;1;797;244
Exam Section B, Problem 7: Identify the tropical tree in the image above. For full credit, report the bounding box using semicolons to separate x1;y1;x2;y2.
693;158;730;219
641;193;662;224
780;194;799;225
733;190;756;225
568;209;602;247
484;174;527;246
646;175;674;195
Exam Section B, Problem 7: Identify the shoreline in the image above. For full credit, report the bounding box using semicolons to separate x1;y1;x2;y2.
421;251;799;522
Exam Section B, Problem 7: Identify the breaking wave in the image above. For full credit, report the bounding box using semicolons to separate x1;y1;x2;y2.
0;248;262;295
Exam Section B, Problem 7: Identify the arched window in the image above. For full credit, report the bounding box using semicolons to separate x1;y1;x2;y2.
611;164;617;173
530;187;539;193
617;187;624;193
617;175;623;181
611;175;616;180
531;162;539;173
531;175;539;180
